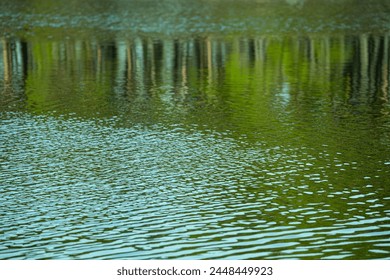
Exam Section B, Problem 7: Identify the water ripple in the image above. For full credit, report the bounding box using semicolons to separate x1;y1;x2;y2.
0;112;389;259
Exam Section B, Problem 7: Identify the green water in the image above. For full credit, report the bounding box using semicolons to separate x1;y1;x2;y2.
0;0;389;259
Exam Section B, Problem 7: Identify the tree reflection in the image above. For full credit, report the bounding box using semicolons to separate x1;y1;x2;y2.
0;39;26;104
1;33;389;118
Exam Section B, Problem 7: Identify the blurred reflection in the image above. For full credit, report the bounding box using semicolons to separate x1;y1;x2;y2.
1;34;389;118
2;39;11;86
0;39;26;104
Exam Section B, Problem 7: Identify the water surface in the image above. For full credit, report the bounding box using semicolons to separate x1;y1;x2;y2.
0;0;390;259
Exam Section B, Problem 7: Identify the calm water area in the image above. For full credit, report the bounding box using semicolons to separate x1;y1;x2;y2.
1;0;390;259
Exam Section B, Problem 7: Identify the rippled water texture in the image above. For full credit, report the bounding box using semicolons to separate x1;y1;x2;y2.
1;0;390;259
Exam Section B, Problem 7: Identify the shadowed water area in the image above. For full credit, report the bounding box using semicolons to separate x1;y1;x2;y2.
1;0;390;259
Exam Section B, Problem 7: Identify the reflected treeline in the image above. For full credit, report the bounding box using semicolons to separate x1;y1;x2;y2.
1;39;27;97
1;34;389;117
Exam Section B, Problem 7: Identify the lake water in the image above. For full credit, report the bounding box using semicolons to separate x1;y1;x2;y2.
0;0;389;259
